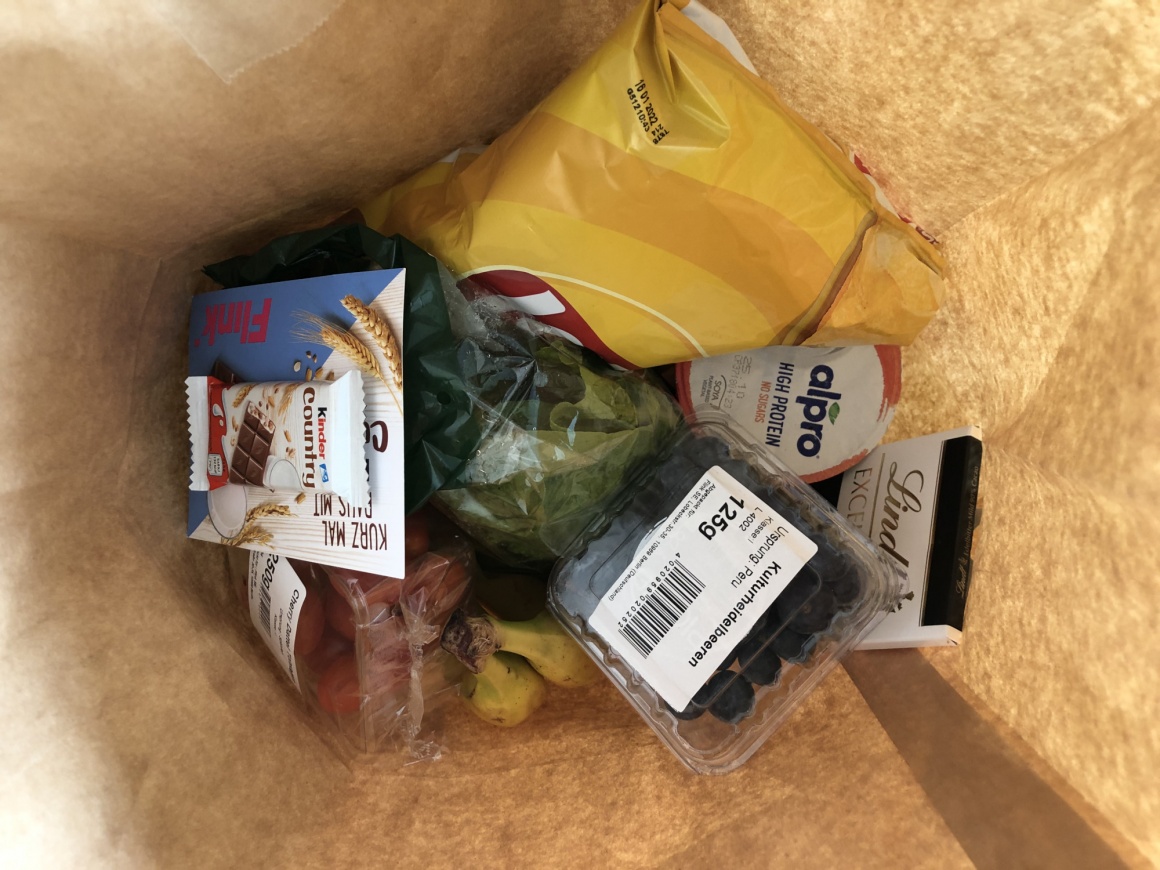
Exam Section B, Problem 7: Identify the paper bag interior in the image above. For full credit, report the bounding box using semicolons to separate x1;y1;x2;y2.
1;0;1156;865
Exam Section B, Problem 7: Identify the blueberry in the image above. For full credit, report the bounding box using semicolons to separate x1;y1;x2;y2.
699;670;756;725
788;586;837;634
720;458;756;485
587;536;643;596
689;435;731;466
775;566;838;634
769;627;814;663
757;485;794;516
665;670;731;721
666;460;704;497
774;567;820;615
554;552;606;617
735;635;782;686
559;526;642;619
824;560;863;606
635;473;681;517
730;613;784;686
668;669;759;723
810;543;864;606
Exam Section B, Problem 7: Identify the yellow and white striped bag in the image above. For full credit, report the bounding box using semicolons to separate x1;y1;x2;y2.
362;0;944;369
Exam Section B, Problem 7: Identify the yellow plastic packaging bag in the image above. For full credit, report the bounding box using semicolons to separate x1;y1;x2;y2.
362;0;944;369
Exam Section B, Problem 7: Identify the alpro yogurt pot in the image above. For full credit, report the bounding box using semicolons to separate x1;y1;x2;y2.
676;346;901;483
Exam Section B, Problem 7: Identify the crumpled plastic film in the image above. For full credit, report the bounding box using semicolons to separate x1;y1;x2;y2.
150;0;346;81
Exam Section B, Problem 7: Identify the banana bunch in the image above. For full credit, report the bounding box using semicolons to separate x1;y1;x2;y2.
441;608;601;727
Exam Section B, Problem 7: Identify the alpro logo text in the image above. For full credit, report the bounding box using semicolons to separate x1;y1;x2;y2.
794;365;842;457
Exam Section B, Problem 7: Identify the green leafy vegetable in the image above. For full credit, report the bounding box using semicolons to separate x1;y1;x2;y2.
435;322;682;568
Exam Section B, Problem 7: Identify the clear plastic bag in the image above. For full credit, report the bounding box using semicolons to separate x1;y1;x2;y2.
431;281;684;569
227;508;472;758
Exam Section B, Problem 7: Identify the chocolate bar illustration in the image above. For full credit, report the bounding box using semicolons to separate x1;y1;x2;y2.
211;358;241;385
229;401;276;486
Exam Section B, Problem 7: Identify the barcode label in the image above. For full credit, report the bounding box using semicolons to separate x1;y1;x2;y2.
258;582;273;637
618;560;704;657
247;551;306;692
588;466;818;710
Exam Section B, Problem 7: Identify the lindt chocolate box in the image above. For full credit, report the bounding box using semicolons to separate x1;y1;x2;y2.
811;426;983;649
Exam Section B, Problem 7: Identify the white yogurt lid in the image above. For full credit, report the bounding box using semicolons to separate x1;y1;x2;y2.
676;346;901;482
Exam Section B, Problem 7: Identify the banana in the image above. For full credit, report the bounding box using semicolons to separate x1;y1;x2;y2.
460;651;546;728
442;608;602;688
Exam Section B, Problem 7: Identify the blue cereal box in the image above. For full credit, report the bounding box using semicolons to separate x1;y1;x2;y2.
187;270;406;577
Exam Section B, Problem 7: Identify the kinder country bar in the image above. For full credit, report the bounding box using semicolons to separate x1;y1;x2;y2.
186;372;369;507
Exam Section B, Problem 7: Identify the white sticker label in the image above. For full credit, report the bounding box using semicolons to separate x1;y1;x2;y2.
590;466;818;710
247;551;306;691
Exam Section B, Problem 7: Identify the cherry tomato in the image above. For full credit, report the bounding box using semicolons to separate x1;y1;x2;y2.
429;559;470;622
404;511;430;561
293;587;325;657
328;568;401;608
301;624;352;676
316;654;361;715
402;551;470;621
401;552;448;602
361;620;413;697
362;574;402;607
325;586;357;641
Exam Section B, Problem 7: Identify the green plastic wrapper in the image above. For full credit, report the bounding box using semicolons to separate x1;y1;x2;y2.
203;225;479;514
434;286;684;568
203;225;683;567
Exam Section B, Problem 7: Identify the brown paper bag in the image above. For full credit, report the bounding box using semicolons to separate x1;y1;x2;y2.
0;0;1155;866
